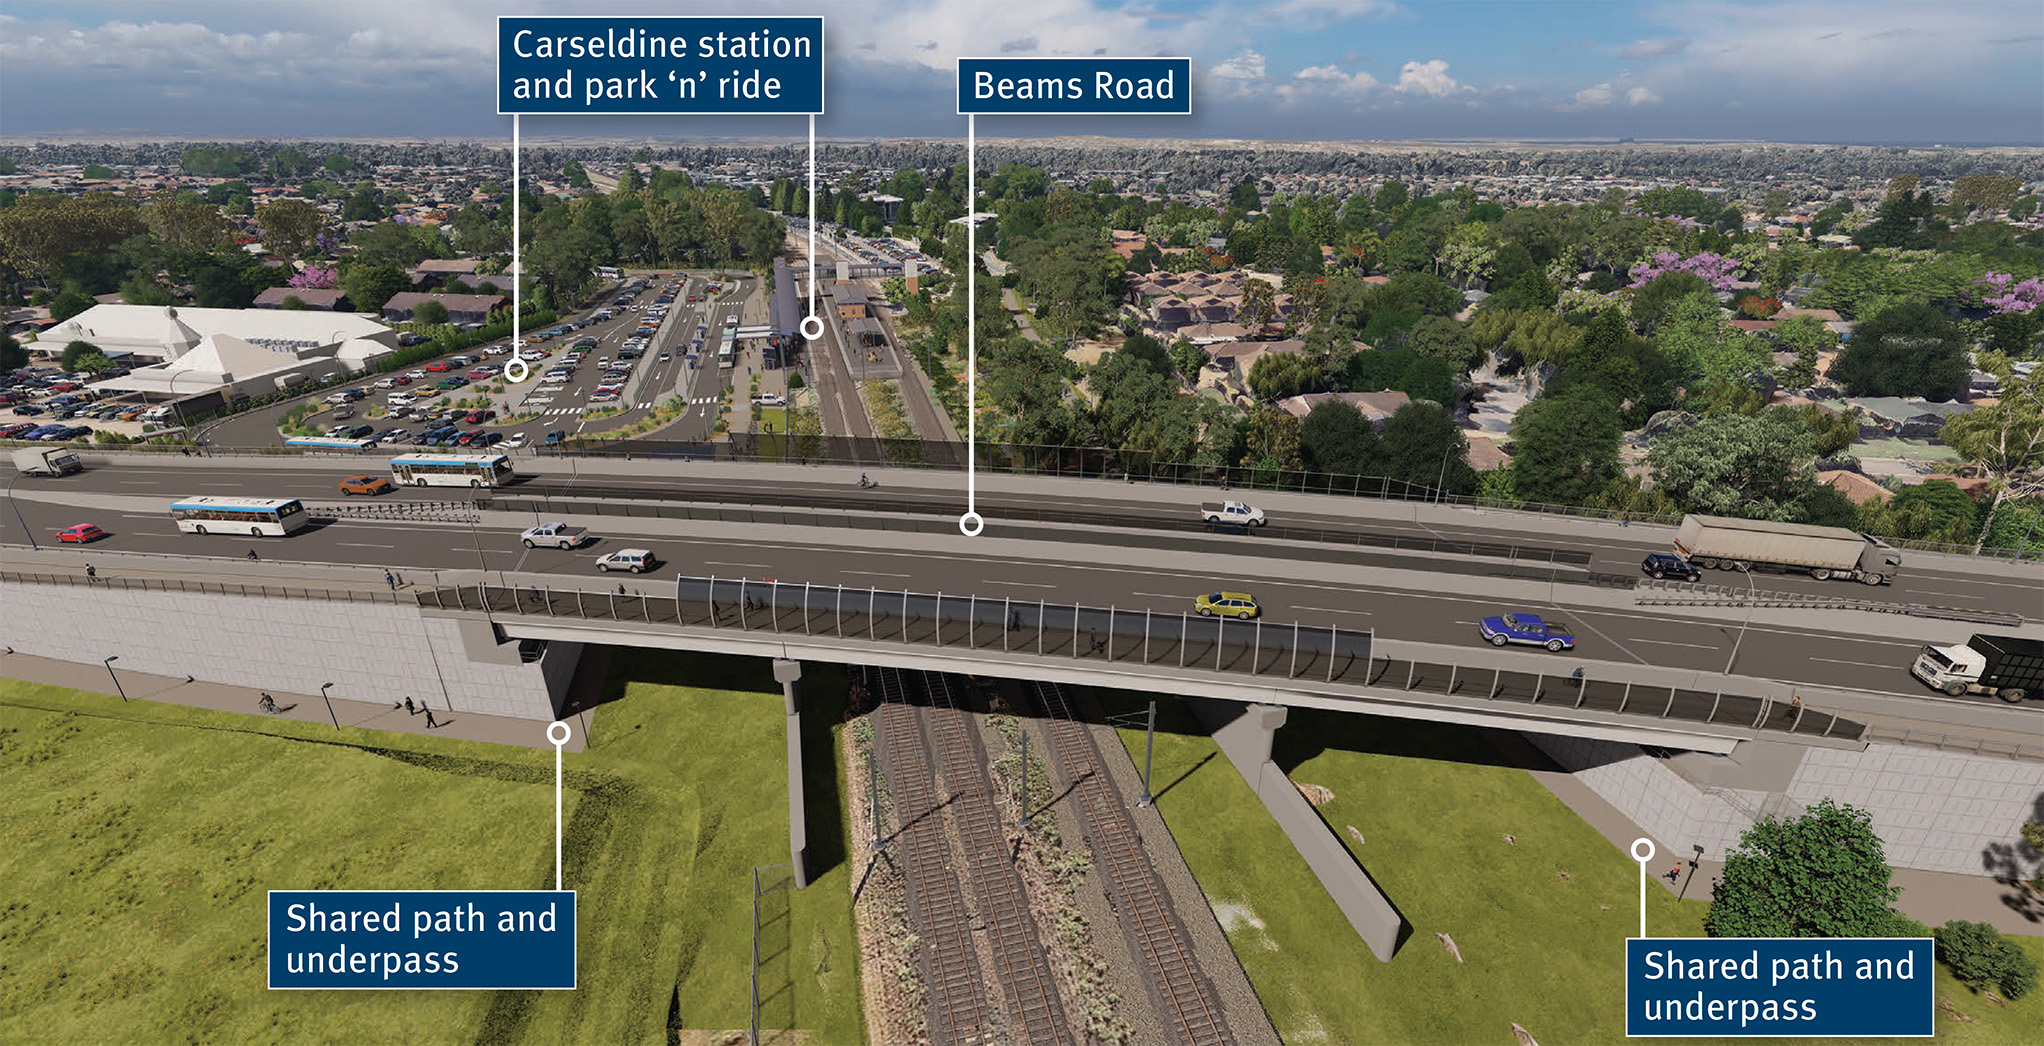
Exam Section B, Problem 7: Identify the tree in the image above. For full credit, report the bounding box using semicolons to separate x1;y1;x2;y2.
1341;348;1454;404
1873;479;1978;545
1829;302;1970;400
1248;351;1327;401
1508;386;1622;505
257;198;325;257
1300;400;1381;475
1238;277;1277;330
1773;315;1834;390
1628;271;1713;334
141;197;227;253
1373;180;1409;215
0;332;25;373
342;187;384;223
1705;799;1901;939
1238;405;1303;472
1941;356;2044;550
1405;315;1484;376
278;295;306;310
49;288;97;322
1934;921;2038;999
1648;409;1827;521
1658;294;1766;389
412;299;450;325
60;340;108;370
1169;340;1207;381
1379;403;1476;495
341;263;410;313
1229;179;1262;212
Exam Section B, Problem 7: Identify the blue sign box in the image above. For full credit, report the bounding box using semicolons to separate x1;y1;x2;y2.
958;57;1191;115
269;890;576;990
498;16;823;115
1626;938;1934;1037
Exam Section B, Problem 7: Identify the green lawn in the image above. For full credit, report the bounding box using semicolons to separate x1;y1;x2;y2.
0;650;862;1045
1102;695;2044;1045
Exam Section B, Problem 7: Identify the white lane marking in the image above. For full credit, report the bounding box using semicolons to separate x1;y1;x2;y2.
116;479;163;485
843;570;912;578
706;560;773;569
1132;591;1184;599
1629;638;1719;650
1297;605;1373;616
989;579;1058;588
338;542;396;549
1809;657;1895;670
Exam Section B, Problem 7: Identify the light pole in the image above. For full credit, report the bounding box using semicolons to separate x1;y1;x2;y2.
6;470;38;551
1720;567;1757;691
319;681;339;729
103;656;127;702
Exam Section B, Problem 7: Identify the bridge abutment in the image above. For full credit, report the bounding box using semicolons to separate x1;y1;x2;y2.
774;657;809;889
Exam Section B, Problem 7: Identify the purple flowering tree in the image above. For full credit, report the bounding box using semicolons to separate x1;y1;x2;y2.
1630;250;1744;291
289;266;338;289
1976;272;2044;314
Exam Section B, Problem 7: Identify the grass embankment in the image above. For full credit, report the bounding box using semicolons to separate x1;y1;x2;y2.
0;650;862;1044
857;381;916;441
1100;695;2042;1045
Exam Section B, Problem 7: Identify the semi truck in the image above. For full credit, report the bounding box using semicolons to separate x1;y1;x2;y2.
1200;501;1267;528
1673;514;1901;585
12;446;82;476
1911;634;2044;703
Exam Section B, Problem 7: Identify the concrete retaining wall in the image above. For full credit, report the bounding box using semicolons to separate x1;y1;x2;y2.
1525;733;2044;876
1;579;577;721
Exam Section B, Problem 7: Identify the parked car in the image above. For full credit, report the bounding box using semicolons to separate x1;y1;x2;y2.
338;474;395;496
1478;612;1576;652
464;409;497;424
1193;591;1262;619
425;361;455;372
504;432;529;449
1640;552;1702;583
751;392;786;407
544;429;568;445
56;522;105;544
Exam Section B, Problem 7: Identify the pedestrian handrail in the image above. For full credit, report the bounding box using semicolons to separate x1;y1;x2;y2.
1634;578;2024;627
0;566;405;605
1862;725;2044;764
309;500;483;524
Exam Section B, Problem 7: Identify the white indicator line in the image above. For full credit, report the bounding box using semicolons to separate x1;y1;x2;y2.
843;570;912;578
1809;657;1895;670
990;580;1058;589
1132;591;1183;600
706;561;773;570
1297;605;1373;616
966;111;977;524
337;542;396;549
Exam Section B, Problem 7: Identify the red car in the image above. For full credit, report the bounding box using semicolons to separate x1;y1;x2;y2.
389;375;413;386
425;361;455;372
57;523;105;543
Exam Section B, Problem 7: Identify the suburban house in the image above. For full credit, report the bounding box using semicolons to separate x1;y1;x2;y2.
1275;390;1412;426
380;292;509;325
407;258;484;288
253;287;353;311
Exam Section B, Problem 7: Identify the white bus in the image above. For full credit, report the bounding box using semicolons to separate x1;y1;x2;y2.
718;330;736;370
388;453;515;488
171;497;311;537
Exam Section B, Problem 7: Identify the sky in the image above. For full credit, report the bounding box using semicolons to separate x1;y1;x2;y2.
0;0;2038;145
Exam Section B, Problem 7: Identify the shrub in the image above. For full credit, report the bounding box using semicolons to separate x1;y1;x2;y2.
1935;920;2038;999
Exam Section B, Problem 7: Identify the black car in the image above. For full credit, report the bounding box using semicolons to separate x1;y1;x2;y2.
1641;552;1702;582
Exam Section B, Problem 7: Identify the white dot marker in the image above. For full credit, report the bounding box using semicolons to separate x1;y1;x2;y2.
958;511;984;537
547;721;571;747
505;357;531;383
799;315;823;340
1631;838;1655;864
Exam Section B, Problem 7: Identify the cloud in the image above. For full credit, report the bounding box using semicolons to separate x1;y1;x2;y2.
1619;36;1690;59
1626;86;1662;105
1209;49;1267;81
1391;58;1463;97
997;36;1038;54
1566;82;1616;109
1275;63;1380;105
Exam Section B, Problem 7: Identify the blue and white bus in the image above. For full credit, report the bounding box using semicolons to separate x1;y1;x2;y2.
171;496;311;537
284;436;374;451
388;452;515;488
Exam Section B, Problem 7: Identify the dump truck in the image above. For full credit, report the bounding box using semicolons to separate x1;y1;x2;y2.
1673;514;1900;585
12;446;82;476
1911;634;2044;703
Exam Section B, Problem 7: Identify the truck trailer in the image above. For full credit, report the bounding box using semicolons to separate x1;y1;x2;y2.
1911;634;2044;703
1673;514;1900;585
12;446;82;477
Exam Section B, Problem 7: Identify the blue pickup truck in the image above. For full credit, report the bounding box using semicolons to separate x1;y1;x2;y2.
1479;612;1576;652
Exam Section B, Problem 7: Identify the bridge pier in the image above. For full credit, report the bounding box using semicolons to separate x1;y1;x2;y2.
1190;698;1405;961
774;658;808;889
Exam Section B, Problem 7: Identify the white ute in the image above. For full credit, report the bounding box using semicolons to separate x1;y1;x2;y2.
1199;501;1267;527
520;522;589;549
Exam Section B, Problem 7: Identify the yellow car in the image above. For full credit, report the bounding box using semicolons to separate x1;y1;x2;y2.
1194;591;1261;619
412;386;441;398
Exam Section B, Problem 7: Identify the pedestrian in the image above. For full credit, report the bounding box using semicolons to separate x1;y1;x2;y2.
246;548;259;562
404;696;416;716
1571;666;1585;684
619;583;628;596
1007;609;1020;632
85;563;97;581
385;570;397;591
424;708;438;730
1090;628;1103;653
1666;864;1682;883
1788;692;1803;718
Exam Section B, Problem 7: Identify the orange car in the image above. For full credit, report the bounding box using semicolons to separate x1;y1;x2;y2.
338;474;394;496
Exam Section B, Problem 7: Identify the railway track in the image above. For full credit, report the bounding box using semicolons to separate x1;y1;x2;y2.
870;668;994;1045
1028;680;1234;1046
922;672;1075;1046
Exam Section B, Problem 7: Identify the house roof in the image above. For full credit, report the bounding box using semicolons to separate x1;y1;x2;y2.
254;287;351;308
1276;390;1411;420
381;292;508;315
1818;470;1892;505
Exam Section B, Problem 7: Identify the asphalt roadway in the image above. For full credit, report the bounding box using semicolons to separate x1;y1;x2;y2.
11;460;2043;735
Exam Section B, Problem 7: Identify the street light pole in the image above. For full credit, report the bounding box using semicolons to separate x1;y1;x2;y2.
103;656;127;702
5;471;38;551
1720;568;1757;693
1139;700;1157;807
319;681;339;729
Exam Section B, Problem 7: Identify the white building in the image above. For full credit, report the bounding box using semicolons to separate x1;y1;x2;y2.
42;304;399;403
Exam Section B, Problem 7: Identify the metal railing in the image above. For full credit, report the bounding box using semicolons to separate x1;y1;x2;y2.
310;500;483;524
0;567;403;604
1635;578;2025;627
1863;725;2044;763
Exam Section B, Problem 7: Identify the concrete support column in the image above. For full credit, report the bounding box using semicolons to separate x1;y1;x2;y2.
773;658;808;889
